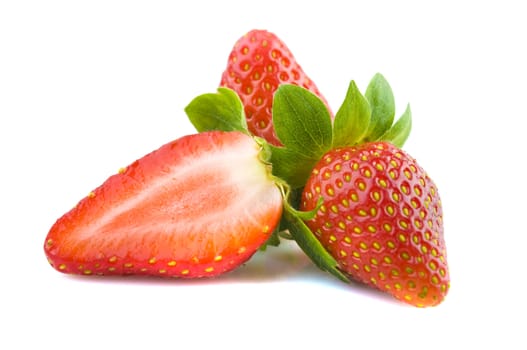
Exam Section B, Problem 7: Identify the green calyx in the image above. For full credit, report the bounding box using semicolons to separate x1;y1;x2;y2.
184;73;411;284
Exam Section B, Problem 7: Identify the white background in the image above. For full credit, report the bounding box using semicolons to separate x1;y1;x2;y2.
1;1;525;349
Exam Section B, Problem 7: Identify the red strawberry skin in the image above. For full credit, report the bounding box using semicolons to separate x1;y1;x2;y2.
300;142;449;307
44;131;283;278
220;29;332;146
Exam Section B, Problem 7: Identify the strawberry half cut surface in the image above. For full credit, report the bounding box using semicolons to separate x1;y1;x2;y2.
44;131;283;278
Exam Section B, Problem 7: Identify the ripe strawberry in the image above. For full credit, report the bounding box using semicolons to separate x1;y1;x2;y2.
220;29;331;146
300;142;449;307
44;131;283;278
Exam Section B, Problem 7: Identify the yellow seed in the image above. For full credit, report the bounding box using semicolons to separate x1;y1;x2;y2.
390;160;398;168
386;205;395;215
323;171;331;179
118;167;127;174
371;258;379;265
338;221;346;230
384;256;393;264
372;191;381;202
379;179;388;188
370;277;377;284
387;241;396;249
88;191;95;198
358;209;368;216
331;205;339;213
242;47;249;54
398;233;407;242
83;270;92;275
181;269;190;275
329;235;337;242
367;225;377;233
370;207;377;216
148;257;156;264
364;265;371;273
403;207;410;217
353;226;362;234
344;236;352;244
376;163;384;171
431;275;439;284
167;261;177;267
363;169;372;178
414;186;422;196
400;252;410;260
108;267;116;272
373;242;381;250
352;251;361;258
404;295;412;301
238;246;247;254
404;170;412;179
392;192;400;202
379;272;386;280
214;255;223;262
421;245;428;254
320;204;327;213
341;199;349;207
340;250;347;257
399;220;408;229
350;193;359;202
158;269;166;274
46;239;53;247
394;282;402;290
58;264;67;270
205;267;214;273
108;256;117;263
384;223;393;232
344;174;351;182
243;63;250;71
357;181;366;191
352;264;360;271
359;242;368;250
124;263;133;268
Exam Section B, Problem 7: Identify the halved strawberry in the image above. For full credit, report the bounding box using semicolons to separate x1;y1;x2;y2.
44;131;283;278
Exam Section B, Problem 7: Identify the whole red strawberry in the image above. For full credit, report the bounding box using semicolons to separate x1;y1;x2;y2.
300;142;449;307
44;131;283;278
220;29;331;146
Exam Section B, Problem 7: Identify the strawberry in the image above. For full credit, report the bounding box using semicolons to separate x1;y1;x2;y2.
300;142;449;307
44;131;283;278
220;29;331;146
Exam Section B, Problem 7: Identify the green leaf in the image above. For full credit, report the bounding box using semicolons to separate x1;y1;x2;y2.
364;73;395;141
273;85;333;157
282;204;350;283
184;87;248;133
379;104;412;148
269;146;320;189
332;80;371;148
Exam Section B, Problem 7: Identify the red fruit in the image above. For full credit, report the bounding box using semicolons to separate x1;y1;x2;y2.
220;29;332;146
300;142;449;307
44;131;283;278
